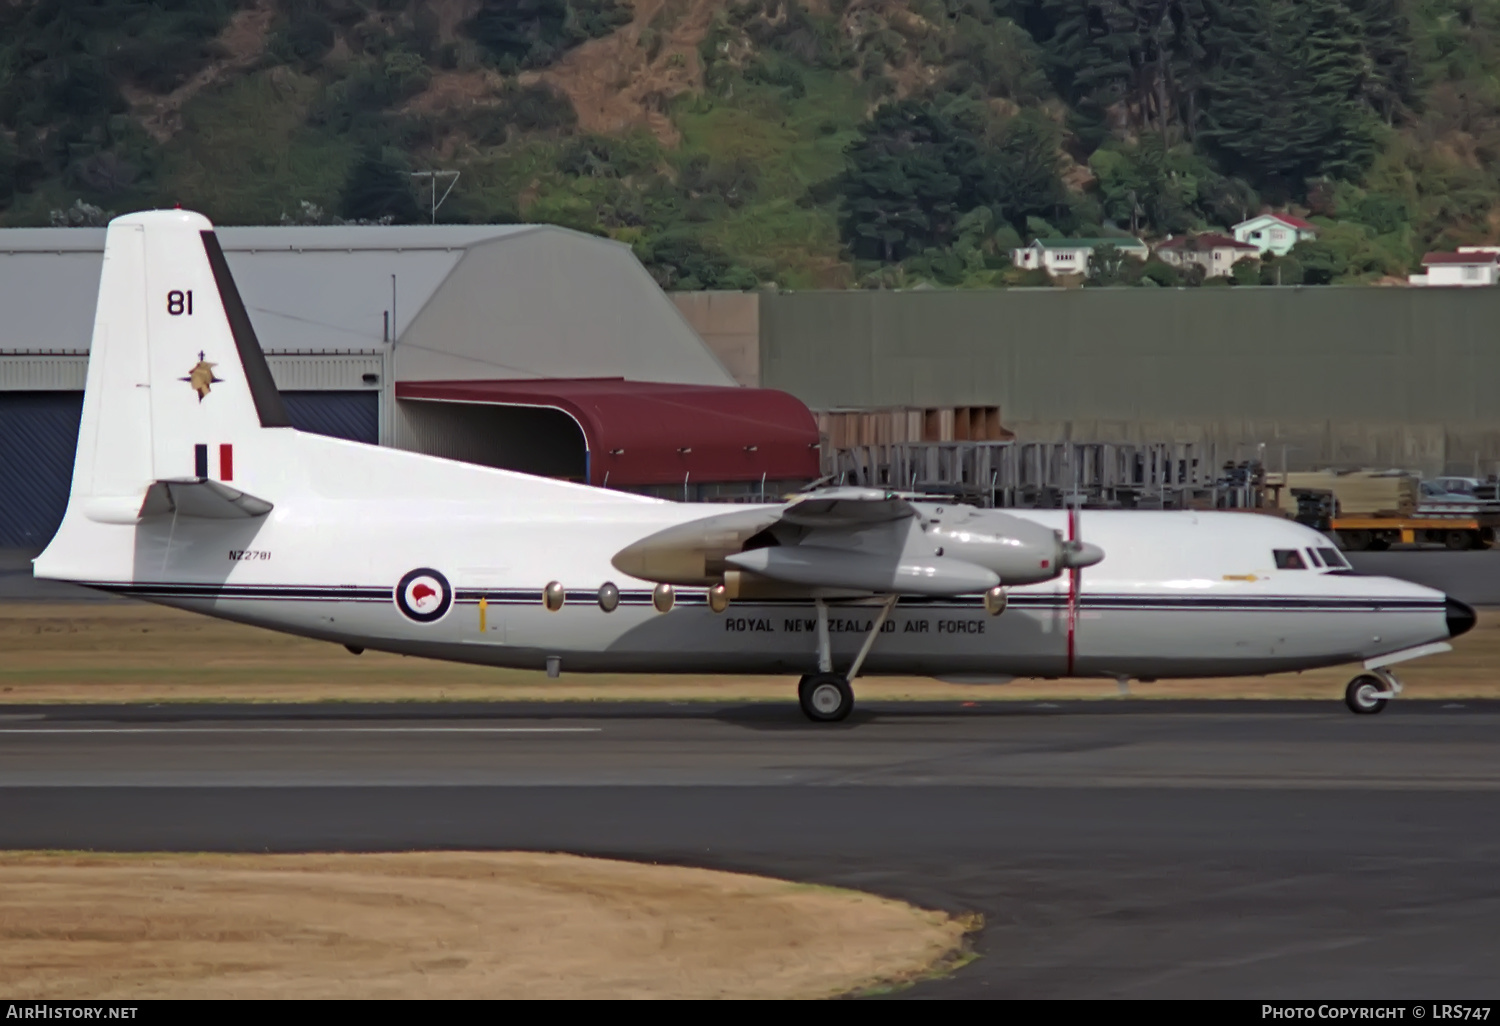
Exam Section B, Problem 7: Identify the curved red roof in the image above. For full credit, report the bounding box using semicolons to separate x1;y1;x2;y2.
395;378;820;486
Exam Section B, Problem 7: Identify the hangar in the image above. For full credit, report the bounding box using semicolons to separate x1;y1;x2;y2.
0;223;818;547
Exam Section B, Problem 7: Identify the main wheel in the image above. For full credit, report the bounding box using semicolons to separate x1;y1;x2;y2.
798;673;854;723
1344;674;1388;715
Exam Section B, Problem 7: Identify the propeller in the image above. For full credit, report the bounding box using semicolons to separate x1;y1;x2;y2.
1061;504;1104;676
1067;504;1079;676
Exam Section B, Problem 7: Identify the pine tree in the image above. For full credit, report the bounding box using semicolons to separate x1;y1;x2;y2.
1346;0;1418;124
1032;1;1213;140
1199;0;1378;190
340;151;420;224
988;110;1070;232
836;100;989;262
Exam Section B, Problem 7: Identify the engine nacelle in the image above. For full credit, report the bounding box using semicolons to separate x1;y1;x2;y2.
920;507;1102;586
725;545;1001;596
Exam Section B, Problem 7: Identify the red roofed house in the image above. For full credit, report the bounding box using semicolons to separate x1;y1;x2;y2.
1232;213;1318;256
1154;233;1260;277
1409;247;1500;287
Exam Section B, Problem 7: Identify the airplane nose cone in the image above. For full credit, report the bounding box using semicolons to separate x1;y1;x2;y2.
1063;541;1105;569
1446;596;1477;639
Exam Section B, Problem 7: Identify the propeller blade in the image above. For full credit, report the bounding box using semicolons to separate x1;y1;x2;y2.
1066;506;1081;676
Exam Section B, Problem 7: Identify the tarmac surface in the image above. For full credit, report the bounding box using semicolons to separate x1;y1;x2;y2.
4;699;1500;998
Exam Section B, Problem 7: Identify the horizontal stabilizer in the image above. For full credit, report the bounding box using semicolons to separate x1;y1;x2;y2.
139;479;273;519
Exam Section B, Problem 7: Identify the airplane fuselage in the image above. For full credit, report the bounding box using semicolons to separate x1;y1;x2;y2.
45;435;1454;683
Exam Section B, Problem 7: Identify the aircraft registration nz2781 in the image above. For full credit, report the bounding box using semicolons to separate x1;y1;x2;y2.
34;210;1476;721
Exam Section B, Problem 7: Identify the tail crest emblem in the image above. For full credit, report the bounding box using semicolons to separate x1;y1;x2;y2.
181;351;222;401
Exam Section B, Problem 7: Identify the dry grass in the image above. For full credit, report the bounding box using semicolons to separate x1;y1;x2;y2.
0;851;968;999
1;602;1498;705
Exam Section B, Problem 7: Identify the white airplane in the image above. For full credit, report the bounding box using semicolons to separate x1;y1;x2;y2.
33;210;1475;721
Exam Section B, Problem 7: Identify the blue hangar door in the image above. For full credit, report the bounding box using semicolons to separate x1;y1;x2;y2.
0;390;379;549
0;392;85;548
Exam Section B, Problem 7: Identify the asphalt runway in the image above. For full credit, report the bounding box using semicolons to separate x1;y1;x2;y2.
4;699;1500;998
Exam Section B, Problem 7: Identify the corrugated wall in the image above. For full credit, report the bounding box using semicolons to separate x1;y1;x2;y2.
0;393;83;547
265;354;384;391
0;354;384;393
0;355;88;391
761;287;1500;473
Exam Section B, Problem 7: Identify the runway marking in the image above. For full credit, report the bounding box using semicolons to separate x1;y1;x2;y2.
0;727;602;735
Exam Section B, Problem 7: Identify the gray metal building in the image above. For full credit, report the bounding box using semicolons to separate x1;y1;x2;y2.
758;287;1500;476
0;224;740;547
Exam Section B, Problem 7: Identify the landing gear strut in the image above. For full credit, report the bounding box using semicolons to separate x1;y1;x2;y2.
797;595;898;723
1345;667;1402;715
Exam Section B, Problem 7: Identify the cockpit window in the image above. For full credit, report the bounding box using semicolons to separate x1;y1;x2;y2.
1274;549;1306;569
1317;547;1349;569
1305;548;1324;567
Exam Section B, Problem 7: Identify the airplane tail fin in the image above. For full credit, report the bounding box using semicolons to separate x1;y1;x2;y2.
65;209;290;524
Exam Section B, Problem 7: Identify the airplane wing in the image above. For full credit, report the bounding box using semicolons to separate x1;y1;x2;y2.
776;488;916;528
611;487;1087;596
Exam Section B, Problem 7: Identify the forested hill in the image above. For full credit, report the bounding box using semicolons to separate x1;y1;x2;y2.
3;1;1499;289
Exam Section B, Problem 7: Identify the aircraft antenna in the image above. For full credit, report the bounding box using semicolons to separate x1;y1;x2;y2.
409;170;460;224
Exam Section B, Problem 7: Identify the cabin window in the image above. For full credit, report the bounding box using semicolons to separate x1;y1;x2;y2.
1317;547;1349;569
1273;549;1306;569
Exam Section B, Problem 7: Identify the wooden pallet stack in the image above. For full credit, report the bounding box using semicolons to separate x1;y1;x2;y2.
1265;470;1418;517
816;406;1012;449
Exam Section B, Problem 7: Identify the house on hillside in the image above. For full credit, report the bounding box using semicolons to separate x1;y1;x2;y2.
1011;237;1149;278
1154;233;1260;277
1232;213;1318;256
1408;248;1500;287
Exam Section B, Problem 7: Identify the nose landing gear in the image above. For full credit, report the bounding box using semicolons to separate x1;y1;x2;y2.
1345;668;1403;715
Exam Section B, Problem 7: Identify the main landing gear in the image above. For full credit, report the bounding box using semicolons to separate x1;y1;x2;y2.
799;673;854;722
1345;668;1402;715
797;595;898;723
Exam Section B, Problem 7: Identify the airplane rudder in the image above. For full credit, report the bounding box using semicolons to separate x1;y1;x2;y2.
138;211;291;482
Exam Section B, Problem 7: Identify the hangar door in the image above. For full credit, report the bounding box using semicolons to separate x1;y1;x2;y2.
0;391;379;548
0;393;85;548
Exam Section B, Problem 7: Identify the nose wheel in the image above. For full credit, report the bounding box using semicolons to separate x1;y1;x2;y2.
1345;669;1401;714
799;673;854;722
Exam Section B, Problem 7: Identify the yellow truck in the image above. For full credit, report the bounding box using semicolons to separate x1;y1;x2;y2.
1266;470;1500;550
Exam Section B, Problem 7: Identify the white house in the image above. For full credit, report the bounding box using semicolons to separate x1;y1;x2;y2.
1154;233;1259;277
1408;248;1500;287
1232;213;1318;256
1011;237;1149;278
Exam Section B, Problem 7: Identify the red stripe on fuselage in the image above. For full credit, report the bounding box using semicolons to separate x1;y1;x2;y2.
219;443;233;481
1066;506;1077;676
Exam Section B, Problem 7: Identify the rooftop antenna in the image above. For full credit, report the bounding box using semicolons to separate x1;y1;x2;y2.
409;170;460;225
